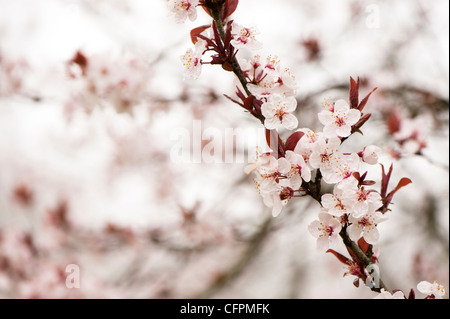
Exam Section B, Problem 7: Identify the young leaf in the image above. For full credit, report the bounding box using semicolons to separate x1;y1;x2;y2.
358;87;378;111
222;0;239;19
349;76;359;109
326;249;351;266
190;25;211;44
380;163;393;198
284;131;305;152
243;94;255;112
386;177;413;201
358;237;370;254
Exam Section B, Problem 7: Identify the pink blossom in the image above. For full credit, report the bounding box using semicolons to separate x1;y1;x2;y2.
374;289;405;299
295;129;325;151
180;48;202;80
231;22;262;50
168;0;200;23
309;137;343;173
308;211;342;251
343;183;383;218
347;211;386;245
261;182;293;217
361;145;382;165
253;155;290;195
321;183;356;217
417;280;447;299
285;150;311;189
321;152;360;185
318;99;361;138
245;56;297;98
261;94;298;130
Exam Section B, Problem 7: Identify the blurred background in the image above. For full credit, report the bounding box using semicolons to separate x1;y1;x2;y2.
0;0;448;298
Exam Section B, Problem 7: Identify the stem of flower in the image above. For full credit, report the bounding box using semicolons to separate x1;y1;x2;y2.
209;1;388;296
210;6;252;97
339;227;387;293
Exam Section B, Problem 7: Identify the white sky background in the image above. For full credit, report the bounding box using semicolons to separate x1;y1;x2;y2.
0;0;448;298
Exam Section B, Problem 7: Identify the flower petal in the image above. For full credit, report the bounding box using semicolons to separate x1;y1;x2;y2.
334;99;350;112
347;224;362;242
363;226;380;245
347;109;361;125
264;116;281;130
318;111;334;125
282;113;298;130
308;220;322;238
336;125;352;138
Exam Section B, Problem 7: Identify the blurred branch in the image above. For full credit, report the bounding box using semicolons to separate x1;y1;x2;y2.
423;196;449;255
193;216;272;298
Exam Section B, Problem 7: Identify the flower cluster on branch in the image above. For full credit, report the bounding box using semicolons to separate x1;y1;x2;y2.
167;0;447;298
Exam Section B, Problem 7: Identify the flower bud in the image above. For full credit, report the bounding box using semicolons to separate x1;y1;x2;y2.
361;145;381;165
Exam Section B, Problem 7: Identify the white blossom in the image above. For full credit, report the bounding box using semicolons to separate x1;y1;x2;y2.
261;94;298;130
318;99;361;138
180;48;202;80
308;211;342;251
417;280;447;299
285;150;311;189
168;0;200;23
321;184;356;217
375;289;405;299
231;22;262;50
347;211;386;245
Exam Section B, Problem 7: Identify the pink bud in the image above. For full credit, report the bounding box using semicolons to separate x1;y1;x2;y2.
362;145;381;165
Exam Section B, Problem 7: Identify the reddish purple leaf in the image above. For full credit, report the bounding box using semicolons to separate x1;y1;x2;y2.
222;62;233;71
358;237;370;254
223;94;244;107
349;77;359;109
190;25;211;44
326;249;351;266
386;177;412;201
243;94;255;111
352;113;372;132
222;0;239;19
224;20;234;48
358;87;378;111
380;163;393;198
234;86;244;100
284;131;305;152
202;5;213;17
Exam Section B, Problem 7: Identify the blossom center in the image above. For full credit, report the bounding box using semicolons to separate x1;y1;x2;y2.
359;217;371;227
357;189;369;202
334;116;346;127
320;153;331;163
280;187;294;201
293;164;302;174
274;108;287;121
181;1;192;11
334;199;345;210
324;226;334;236
262;171;281;182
